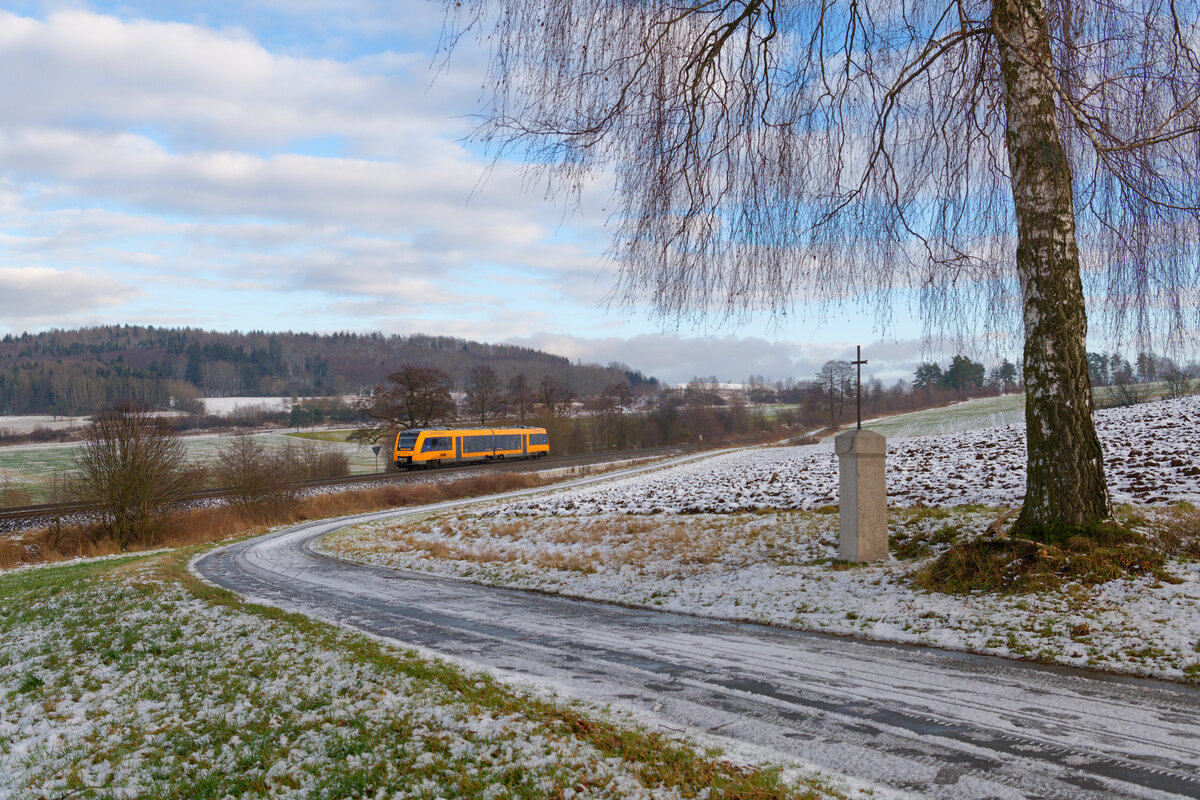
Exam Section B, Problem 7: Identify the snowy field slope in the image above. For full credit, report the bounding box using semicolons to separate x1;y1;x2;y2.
486;395;1200;515
198;395;291;414
0;556;855;800
862;394;1027;438
324;396;1200;682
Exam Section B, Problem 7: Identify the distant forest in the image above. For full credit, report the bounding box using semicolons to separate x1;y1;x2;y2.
0;326;657;416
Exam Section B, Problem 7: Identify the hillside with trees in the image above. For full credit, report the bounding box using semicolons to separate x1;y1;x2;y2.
0;326;656;416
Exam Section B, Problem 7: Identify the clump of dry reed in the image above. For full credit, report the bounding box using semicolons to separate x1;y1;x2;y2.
0;471;547;570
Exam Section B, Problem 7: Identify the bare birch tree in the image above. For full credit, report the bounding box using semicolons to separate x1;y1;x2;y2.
444;0;1200;534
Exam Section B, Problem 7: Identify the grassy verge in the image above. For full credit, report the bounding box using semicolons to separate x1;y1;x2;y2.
0;550;844;799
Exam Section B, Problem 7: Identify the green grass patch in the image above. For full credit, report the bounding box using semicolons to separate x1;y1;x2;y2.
862;394;1026;438
0;548;842;800
286;429;355;442
886;506;998;561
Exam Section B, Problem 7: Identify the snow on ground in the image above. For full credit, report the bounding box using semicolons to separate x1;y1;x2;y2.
0;559;851;799
483;395;1200;515
0;415;89;435
199;395;359;415
322;396;1200;683
323;509;1200;682
198;396;292;414
862;394;1027;439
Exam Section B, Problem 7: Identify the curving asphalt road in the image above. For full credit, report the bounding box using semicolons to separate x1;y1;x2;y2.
193;481;1200;800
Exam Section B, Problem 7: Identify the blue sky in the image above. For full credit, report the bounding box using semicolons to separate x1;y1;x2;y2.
0;1;1026;384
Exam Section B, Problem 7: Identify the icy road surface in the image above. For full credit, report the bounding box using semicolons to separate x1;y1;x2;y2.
194;491;1200;800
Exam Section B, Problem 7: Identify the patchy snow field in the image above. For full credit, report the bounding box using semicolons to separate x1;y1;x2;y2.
323;397;1200;683
199;395;359;415
0;557;850;800
481;395;1200;514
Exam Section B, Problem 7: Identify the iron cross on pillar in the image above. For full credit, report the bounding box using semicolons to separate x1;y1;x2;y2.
852;345;868;430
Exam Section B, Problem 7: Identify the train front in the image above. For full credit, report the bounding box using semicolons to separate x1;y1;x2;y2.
394;429;422;468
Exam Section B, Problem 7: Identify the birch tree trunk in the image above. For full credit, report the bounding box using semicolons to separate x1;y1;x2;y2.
994;0;1112;532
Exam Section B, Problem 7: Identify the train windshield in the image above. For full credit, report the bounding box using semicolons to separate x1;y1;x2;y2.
397;430;421;450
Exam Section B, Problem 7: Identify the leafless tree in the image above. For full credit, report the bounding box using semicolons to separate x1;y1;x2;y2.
351;365;457;442
75;402;189;549
588;382;636;449
536;375;576;417
465;364;504;425
216;433;351;517
815;360;854;429
1108;364;1147;408
1162;368;1193;401
444;0;1200;534
215;432;287;517
506;374;535;423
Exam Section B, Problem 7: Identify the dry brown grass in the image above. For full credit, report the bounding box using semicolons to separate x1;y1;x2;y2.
531;551;599;573
0;471;550;571
401;537;517;565
913;502;1200;595
1146;503;1200;558
356;513;731;577
0;476;35;506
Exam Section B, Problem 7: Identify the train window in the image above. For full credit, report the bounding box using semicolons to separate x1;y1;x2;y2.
464;435;489;453
398;431;420;450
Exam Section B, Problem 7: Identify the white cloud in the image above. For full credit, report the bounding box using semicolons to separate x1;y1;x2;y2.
0;7;957;370
0;8;642;339
501;332;937;385
0;125;591;252
0;10;480;155
0;267;139;324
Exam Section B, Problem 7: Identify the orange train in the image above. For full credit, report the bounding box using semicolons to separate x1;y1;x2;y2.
393;426;550;469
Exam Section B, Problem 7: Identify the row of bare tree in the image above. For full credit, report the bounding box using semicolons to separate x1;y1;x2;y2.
350;365;581;443
73;403;349;549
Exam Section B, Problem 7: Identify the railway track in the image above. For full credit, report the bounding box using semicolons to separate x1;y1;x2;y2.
0;445;692;530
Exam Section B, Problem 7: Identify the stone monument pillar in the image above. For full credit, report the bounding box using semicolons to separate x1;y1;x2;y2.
835;429;888;562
